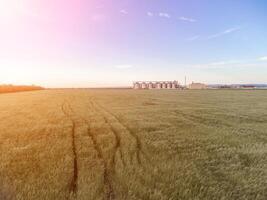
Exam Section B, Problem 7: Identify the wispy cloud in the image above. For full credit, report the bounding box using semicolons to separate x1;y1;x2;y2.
207;27;241;39
179;16;196;23
147;12;154;17
115;65;133;69
186;35;200;41
120;9;128;15
191;59;267;69
209;60;242;66
259;56;267;61
159;12;171;18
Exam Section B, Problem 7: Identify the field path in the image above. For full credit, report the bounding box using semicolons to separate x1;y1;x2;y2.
61;97;129;200
80;103;116;200
91;99;148;165
60;96;152;199
89;100;126;167
61;101;79;196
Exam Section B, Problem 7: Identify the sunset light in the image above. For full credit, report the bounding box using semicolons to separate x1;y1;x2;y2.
1;1;267;200
1;0;267;87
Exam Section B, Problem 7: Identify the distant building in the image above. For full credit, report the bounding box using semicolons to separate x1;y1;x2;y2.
133;81;181;89
241;85;256;89
189;82;207;89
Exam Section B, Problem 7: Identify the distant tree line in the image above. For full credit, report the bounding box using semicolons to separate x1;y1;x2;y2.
0;84;44;94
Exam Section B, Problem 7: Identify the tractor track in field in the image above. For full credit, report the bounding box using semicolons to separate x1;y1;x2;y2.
91;99;149;165
60;98;149;199
61;99;119;200
82;118;115;200
81;120;116;199
61;101;78;196
70;100;116;200
89;101;126;168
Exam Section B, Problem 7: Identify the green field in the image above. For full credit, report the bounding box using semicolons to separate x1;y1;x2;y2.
0;89;267;200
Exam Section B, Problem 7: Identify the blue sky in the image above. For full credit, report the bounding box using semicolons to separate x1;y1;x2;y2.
0;0;267;87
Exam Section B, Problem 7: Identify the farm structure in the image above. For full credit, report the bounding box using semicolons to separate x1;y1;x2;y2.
188;82;207;89
133;81;181;89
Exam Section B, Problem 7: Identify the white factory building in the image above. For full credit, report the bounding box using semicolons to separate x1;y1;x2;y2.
133;81;181;89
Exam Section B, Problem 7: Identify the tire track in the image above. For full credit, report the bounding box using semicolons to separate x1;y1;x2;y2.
84;122;115;200
94;104;126;168
61;101;78;196
91;100;148;165
80;111;115;200
60;97;148;199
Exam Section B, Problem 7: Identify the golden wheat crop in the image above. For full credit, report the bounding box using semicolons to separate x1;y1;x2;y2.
0;89;267;200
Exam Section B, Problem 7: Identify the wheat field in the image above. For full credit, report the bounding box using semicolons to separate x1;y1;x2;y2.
0;89;267;200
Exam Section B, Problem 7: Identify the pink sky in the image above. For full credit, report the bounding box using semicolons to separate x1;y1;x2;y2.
0;0;119;87
1;0;92;60
1;0;266;87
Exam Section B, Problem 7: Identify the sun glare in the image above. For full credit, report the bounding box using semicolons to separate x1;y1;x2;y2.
0;1;16;16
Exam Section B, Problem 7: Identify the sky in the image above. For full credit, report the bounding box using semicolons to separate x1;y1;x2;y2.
0;0;267;87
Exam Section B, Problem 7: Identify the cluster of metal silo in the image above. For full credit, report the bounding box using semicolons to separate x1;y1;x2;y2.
133;81;180;89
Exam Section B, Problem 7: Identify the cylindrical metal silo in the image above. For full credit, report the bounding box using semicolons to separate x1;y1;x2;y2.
148;82;153;89
133;82;139;89
141;82;147;89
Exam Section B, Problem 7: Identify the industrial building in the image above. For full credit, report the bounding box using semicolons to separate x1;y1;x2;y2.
188;82;207;89
133;81;181;89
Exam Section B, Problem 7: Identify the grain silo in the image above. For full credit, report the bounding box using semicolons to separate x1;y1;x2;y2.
148;82;153;89
133;80;181;90
133;82;140;89
141;82;147;89
156;82;162;89
162;82;167;89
